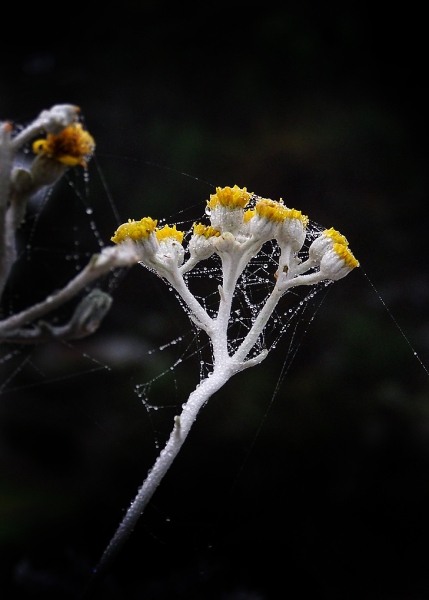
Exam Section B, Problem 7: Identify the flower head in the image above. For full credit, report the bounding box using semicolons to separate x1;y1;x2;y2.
108;186;358;287
155;224;185;267
188;223;221;261
111;219;186;273
111;217;158;244
207;185;251;210
319;242;359;281
248;198;308;250
309;227;351;264
32;122;95;167
155;224;184;244
207;185;252;234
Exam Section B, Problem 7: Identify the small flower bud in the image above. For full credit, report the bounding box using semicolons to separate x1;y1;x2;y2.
32;122;95;167
247;207;276;242
111;217;159;262
276;209;308;251
206;185;251;234
319;243;359;281
309;227;349;264
188;223;220;261
155;225;185;268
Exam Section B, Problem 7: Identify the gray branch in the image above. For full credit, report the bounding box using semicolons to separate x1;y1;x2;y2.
1;289;113;344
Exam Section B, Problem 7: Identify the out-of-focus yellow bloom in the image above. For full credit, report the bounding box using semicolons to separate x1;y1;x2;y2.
32;122;95;167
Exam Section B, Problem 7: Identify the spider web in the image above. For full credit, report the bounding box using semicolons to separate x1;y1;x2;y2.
127;192;335;455
0;148;352;595
3;119;429;600
0;141;337;469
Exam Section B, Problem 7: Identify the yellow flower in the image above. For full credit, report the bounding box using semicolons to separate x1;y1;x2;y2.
111;217;158;244
322;227;349;247
207;185;251;210
319;242;359;281
255;198;308;226
32;122;95;167
309;227;352;264
332;243;359;269
247;198;308;250
192;223;221;238
155;224;185;243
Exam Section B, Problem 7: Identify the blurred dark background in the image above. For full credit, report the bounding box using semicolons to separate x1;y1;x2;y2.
1;5;428;599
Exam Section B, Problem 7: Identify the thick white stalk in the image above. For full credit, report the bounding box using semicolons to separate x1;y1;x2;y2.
89;363;233;587
212;240;262;363
212;253;243;363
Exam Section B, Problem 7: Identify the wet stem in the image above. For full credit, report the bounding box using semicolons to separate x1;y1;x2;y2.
85;251;265;591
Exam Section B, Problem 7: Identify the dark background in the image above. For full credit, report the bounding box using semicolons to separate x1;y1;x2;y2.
1;5;428;599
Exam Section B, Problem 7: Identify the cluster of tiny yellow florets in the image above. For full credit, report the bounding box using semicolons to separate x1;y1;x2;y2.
323;227;349;247
111;217;158;244
156;224;184;243
252;198;309;227
316;226;359;269
207;185;251;210
110;185;359;278
32;122;95;167
193;223;220;238
333;242;359;269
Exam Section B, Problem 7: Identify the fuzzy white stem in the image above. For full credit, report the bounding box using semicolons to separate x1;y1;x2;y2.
89;364;232;585
166;268;213;334
233;270;323;364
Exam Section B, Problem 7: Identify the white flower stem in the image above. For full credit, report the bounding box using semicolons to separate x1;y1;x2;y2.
233;282;284;364
211;253;242;361
88;364;232;590
87;256;249;591
166;269;213;333
234;270;325;363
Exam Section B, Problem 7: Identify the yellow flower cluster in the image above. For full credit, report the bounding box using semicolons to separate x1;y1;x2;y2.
253;198;309;226
156;225;184;243
323;227;349;247
111;217;158;244
193;223;220;238
109;185;359;278
319;227;359;269
332;241;360;269
206;185;251;210
32;122;95;167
